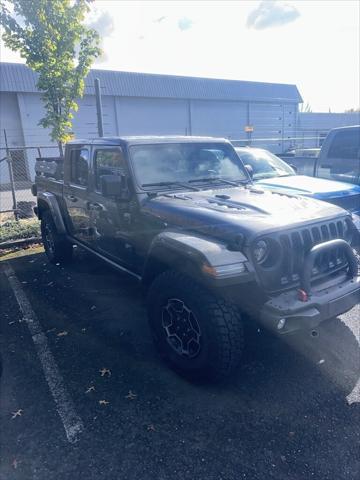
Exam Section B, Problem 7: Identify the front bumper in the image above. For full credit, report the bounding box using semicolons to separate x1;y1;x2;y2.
260;276;360;334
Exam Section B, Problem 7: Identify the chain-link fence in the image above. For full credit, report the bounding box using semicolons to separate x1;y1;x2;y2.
0;145;60;220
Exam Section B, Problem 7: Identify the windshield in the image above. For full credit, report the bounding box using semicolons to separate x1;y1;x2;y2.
236;148;295;180
130;143;249;189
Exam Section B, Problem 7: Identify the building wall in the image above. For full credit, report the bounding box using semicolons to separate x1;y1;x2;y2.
1;90;298;183
115;97;189;135
0;92;25;184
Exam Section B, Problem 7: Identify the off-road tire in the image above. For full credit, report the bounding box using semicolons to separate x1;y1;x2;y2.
147;270;244;381
41;211;73;264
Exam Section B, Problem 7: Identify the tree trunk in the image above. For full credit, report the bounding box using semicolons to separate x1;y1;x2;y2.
58;142;64;158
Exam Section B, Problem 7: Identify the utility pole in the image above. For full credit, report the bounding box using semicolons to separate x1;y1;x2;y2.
4;129;18;220
95;78;104;137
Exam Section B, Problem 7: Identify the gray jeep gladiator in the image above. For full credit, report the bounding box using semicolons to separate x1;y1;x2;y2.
33;136;360;380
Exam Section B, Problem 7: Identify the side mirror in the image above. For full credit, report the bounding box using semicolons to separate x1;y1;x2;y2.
100;174;130;200
244;164;254;179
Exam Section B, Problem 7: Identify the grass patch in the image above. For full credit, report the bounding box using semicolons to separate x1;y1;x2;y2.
0;218;41;243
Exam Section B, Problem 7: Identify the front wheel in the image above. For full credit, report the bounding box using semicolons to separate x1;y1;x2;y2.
147;270;244;381
41;211;73;264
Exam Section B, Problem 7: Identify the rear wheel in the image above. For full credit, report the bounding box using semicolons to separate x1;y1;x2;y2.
147;270;244;381
41;211;73;264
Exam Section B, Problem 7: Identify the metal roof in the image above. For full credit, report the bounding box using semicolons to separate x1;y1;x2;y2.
0;62;302;103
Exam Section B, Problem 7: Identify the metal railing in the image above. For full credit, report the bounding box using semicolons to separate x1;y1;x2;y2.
0;145;60;220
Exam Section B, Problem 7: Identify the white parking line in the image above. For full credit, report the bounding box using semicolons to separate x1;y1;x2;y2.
3;263;84;443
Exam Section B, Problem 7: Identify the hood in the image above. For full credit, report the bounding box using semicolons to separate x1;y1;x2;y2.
256;175;360;199
142;186;347;243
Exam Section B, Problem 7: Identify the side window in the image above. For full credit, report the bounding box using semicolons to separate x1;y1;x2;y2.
70;148;89;187
94;148;126;191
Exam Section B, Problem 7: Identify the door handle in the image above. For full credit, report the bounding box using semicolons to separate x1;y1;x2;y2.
87;202;103;211
67;195;78;202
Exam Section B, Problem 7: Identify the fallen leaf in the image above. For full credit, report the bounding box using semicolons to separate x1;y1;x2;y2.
125;390;137;400
55;263;60;266
147;424;156;431
12;459;20;469
318;359;325;364
99;368;111;377
11;409;23;419
90;305;96;310
85;386;95;394
289;431;295;437
8;321;15;325
99;400;109;406
21;281;27;284
47;282;54;287
57;331;68;337
280;455;286;462
81;328;86;333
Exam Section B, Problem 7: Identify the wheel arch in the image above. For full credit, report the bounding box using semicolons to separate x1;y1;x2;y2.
142;242;202;289
37;192;66;234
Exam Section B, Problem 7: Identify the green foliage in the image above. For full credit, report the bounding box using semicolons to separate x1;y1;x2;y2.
0;0;101;147
0;218;40;243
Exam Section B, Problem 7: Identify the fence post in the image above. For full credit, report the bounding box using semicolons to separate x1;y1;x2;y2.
4;129;18;221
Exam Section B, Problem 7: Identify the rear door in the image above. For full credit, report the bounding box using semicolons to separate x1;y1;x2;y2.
63;146;92;244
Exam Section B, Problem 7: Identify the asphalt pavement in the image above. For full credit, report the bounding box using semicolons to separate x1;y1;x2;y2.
0;246;359;480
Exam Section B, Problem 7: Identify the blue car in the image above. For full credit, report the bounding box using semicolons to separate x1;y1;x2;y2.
235;147;360;234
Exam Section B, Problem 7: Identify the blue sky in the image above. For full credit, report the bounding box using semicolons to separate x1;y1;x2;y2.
1;0;359;112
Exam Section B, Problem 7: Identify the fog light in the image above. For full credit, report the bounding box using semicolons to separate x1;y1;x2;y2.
277;318;286;330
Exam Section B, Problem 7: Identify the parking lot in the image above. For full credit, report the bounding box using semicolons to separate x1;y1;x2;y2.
0;246;359;480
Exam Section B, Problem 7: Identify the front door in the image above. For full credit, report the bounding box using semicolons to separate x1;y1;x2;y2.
63;146;92;244
88;146;138;269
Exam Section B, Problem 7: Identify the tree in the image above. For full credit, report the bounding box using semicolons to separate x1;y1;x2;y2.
0;0;101;154
299;102;312;113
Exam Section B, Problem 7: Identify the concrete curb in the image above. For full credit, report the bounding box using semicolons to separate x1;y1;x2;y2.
0;237;42;250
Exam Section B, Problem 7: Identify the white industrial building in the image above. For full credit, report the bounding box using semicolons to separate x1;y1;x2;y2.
1;62;302;185
1;62;359;188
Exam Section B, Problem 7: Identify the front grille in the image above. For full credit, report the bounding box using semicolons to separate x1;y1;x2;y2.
254;217;354;292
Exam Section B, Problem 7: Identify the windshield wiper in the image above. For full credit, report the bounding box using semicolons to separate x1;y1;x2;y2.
188;177;246;186
141;181;200;191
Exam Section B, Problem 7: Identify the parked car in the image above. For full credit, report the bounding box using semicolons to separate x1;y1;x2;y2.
283;148;321;158
33;136;360;381
235;146;360;236
284;125;360;183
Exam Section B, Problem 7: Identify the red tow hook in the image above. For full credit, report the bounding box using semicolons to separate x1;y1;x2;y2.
297;289;309;302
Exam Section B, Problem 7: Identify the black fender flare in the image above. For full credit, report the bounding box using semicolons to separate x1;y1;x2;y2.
37;192;66;234
142;231;251;287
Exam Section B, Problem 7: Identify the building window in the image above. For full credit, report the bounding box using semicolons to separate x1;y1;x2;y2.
94;148;126;190
70;148;89;186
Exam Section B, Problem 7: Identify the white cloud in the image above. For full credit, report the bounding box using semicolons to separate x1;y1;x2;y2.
247;0;300;30
88;10;115;63
178;17;193;31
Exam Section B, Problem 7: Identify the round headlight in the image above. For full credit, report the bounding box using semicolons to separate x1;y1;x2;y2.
253;239;269;263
